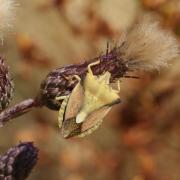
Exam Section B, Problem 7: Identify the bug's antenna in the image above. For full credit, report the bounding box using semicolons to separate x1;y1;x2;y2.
106;41;109;55
73;75;81;82
123;75;140;79
87;60;100;74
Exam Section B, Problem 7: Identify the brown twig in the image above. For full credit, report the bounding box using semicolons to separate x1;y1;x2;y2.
0;98;42;127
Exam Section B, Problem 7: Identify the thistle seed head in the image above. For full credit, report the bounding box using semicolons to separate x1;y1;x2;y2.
0;58;14;111
40;55;127;110
118;16;179;71
40;17;179;110
0;142;38;180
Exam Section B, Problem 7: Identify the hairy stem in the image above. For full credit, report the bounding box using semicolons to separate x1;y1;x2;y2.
0;98;42;127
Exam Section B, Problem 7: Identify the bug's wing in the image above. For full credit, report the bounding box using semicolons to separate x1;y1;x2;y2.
79;97;121;137
79;106;111;136
61;117;81;138
61;82;84;138
61;107;110;138
58;96;69;128
78;119;103;138
65;82;84;120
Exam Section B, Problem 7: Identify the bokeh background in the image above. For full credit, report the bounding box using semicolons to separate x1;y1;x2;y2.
0;0;180;179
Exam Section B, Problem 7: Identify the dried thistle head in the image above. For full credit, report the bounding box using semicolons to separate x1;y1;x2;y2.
0;142;38;180
0;58;14;111
0;0;16;39
39;57;127;110
40;17;179;110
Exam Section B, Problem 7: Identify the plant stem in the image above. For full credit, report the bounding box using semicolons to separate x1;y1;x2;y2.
0;98;42;127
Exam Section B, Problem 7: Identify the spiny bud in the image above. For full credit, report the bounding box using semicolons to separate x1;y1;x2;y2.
0;142;38;180
39;17;179;110
0;58;14;111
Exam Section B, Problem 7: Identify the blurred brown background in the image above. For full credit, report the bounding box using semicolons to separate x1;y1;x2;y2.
0;0;180;179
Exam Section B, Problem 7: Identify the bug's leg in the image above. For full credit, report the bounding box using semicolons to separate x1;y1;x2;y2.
106;41;109;55
73;75;81;82
87;60;100;75
117;80;121;92
111;80;121;94
56;96;68;101
56;95;69;128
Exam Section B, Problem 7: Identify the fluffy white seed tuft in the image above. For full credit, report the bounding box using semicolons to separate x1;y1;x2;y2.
119;17;179;71
0;0;15;40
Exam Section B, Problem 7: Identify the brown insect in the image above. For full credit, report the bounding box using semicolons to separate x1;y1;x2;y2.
56;61;121;138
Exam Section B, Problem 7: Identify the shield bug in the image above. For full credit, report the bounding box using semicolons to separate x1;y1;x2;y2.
56;60;121;138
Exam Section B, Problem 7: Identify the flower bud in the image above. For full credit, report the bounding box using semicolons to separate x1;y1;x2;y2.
0;142;38;180
0;58;14;111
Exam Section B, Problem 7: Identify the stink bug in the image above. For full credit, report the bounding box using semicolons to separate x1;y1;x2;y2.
56;60;121;138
